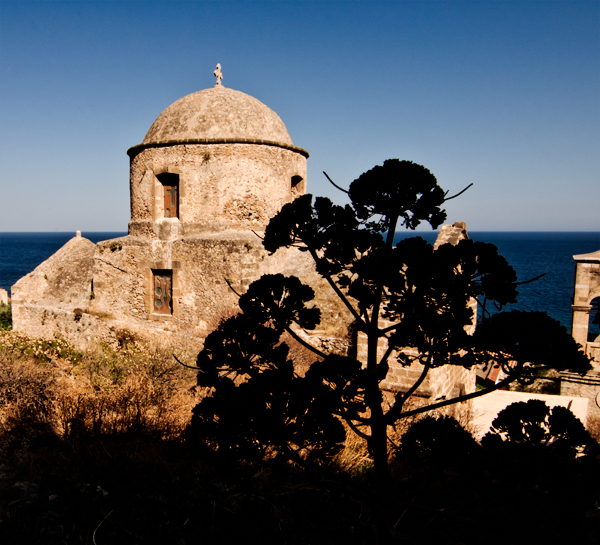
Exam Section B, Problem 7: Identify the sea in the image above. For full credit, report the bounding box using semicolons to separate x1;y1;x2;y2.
1;231;599;337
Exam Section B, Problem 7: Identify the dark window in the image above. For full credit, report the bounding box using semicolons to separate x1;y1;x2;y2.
153;270;173;315
291;175;303;199
157;173;179;218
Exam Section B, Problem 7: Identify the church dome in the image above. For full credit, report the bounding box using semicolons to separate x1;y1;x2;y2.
141;86;294;147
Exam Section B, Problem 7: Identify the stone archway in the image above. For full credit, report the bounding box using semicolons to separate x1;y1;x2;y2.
571;249;600;365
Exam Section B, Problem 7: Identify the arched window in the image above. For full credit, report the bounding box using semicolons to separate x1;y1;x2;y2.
157;173;179;218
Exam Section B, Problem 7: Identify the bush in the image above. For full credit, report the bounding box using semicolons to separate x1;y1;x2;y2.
397;415;480;465
0;302;11;330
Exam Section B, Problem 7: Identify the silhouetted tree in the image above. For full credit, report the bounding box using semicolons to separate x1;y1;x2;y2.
188;159;591;541
482;399;599;459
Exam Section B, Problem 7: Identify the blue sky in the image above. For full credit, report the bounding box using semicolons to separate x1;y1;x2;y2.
1;0;598;232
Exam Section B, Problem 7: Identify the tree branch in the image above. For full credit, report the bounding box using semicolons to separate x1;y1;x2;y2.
386;433;400;450
381;321;403;334
173;353;199;370
343;415;371;440
93;509;114;545
379;343;395;369
225;278;242;298
385;354;432;423
443;183;473;202
515;273;546;286
284;325;328;359
323;171;349;195
306;246;364;324
394;374;515;421
364;213;400;374
336;407;370;425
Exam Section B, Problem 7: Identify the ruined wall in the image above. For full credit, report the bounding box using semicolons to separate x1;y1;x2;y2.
92;231;349;336
90;232;265;338
128;143;307;238
561;372;600;420
11;234;97;340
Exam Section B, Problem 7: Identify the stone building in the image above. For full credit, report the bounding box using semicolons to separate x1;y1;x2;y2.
11;78;347;348
11;72;476;404
561;248;600;418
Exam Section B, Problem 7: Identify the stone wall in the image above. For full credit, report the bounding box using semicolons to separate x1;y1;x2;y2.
128;143;307;238
561;371;600;420
11;234;96;338
12;229;354;349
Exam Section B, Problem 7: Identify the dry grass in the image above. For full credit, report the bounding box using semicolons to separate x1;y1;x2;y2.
0;331;200;460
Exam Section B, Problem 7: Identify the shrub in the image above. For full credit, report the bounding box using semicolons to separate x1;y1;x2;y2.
0;302;12;330
481;399;600;459
397;415;480;464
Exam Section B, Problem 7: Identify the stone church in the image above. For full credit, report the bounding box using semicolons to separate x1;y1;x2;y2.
12;73;337;347
11;69;475;403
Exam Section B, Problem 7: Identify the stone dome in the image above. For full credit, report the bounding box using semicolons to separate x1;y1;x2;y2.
142;86;294;147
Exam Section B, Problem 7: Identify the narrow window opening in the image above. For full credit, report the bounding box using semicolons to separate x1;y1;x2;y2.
291;175;303;199
152;270;173;315
157;173;179;218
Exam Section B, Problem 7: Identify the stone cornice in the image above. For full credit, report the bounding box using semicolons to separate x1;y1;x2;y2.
127;138;309;158
573;249;600;263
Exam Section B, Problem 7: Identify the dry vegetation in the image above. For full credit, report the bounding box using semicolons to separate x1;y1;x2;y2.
0;331;200;446
0;331;599;544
